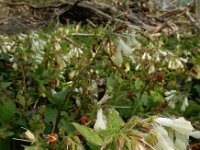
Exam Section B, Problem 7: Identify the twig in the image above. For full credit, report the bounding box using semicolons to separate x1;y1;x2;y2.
185;10;200;30
156;7;186;21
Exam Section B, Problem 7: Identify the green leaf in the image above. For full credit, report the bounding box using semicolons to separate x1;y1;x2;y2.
44;107;57;124
150;91;163;102
0;128;14;139
0;100;17;124
141;94;150;106
17;95;26;107
0;82;12;89
107;108;125;135
72;123;103;146
47;89;67;105
134;80;144;91
60;119;76;134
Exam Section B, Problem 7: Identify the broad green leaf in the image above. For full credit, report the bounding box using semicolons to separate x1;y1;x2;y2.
47;89;67;105
0;82;12;89
0;128;14;139
72;123;103;146
0;100;17;124
150;91;163;102
17;95;26;107
141;94;150;106
107;108;125;135
60;119;76;134
134;80;144;91
44;107;57;124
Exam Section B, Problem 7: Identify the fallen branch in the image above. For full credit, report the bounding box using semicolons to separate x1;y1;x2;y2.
185;10;200;30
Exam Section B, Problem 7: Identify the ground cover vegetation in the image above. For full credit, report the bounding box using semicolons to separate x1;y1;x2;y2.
0;0;200;149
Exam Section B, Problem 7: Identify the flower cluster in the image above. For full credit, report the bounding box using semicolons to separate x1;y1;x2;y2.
164;90;189;111
153;117;200;150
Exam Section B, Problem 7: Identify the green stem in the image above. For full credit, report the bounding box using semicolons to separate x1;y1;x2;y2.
132;80;149;115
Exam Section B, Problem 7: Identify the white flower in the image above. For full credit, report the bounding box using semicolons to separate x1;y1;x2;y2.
135;64;140;71
94;109;107;130
174;131;188;150
31;39;46;52
142;53;147;60
153;126;174;150
146;53;152;60
155;53;160;62
111;50;123;66
190;131;200;139
156;117;193;135
118;38;133;57
127;33;141;48
31;39;39;51
164;90;176;96
55;42;61;51
181;97;189;112
159;50;167;56
125;63;130;72
180;58;188;63
165;94;175;101
12;63;18;70
168;58;184;70
172;117;193;135
9;57;14;62
155;117;173;127
175;59;184;69
154;117;194;150
25;130;36;141
148;64;155;74
168;60;176;70
168;101;175;109
17;33;27;41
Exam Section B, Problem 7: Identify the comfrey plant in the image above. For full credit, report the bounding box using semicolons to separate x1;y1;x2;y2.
0;25;200;149
73;108;200;150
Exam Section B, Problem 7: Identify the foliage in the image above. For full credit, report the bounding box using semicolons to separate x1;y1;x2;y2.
0;23;200;149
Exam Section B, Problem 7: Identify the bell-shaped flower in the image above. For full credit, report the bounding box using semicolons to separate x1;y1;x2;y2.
146;53;152;60
111;50;123;66
168;59;176;70
25;130;36;142
164;90;176;102
135;64;141;71
159;50;167;56
155;117;193;135
174;132;188;150
94;109;107;130
181;97;189;112
165;94;175;101
126;33;141;48
142;53;147;60
171;117;193;135
12;63;18;70
155;53;160;62
153;126;174;150
148;64;155;74
164;90;176;96
190;130;200;139
154;117;173;127
175;59;184;69
17;33;27;41
118;38;133;57
168;101;175;109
